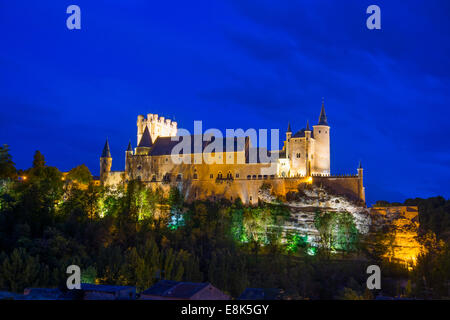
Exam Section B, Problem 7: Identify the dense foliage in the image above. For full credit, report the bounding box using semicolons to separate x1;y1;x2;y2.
0;148;449;299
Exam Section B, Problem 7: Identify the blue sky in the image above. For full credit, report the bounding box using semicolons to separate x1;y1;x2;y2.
0;1;449;205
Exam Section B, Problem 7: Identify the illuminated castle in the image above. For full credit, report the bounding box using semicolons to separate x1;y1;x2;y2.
100;101;365;205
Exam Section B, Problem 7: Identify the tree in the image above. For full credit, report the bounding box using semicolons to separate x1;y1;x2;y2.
0;144;17;180
67;164;92;184
32;150;46;169
0;248;44;292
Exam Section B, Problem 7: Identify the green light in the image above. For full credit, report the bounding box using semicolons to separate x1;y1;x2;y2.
307;247;317;256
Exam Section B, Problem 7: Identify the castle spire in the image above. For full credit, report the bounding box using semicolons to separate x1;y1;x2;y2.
101;139;111;158
359;160;363;169
305;120;310;131
127;140;133;152
138;126;152;147
318;99;328;126
287;122;292;133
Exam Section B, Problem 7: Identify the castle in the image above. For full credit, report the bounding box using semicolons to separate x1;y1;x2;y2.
100;102;365;205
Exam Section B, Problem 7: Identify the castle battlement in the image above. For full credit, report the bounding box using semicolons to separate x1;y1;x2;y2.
136;113;178;146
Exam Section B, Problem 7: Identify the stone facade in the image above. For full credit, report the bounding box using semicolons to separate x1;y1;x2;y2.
100;102;365;205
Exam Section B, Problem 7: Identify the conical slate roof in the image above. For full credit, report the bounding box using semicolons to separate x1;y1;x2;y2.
101;139;111;158
138;126;152;147
318;100;328;126
127;140;133;152
305;120;310;131
287;122;292;133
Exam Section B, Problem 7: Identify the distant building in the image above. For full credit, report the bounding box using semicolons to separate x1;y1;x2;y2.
80;283;136;300
238;288;284;300
140;280;230;300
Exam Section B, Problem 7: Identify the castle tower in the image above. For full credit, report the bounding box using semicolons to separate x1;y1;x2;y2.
285;122;292;156
357;161;365;204
137;115;146;145
125;140;133;174
136;114;178;147
100;139;112;183
312;100;330;175
286;122;292;140
305;120;312;176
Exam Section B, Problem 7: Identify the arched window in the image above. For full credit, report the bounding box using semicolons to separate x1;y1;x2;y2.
217;172;223;179
296;153;301;158
227;171;232;179
193;168;198;180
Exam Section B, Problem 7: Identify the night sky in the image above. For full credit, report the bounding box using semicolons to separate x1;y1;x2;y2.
1;1;449;205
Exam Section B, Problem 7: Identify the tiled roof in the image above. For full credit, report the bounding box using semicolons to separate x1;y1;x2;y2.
292;128;314;138
238;288;283;300
142;280;210;298
149;135;249;156
81;283;135;293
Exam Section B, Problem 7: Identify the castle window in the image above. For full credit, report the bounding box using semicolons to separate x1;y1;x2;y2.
249;196;252;201
263;175;268;179
227;171;232;179
176;174;182;181
270;174;275;179
151;175;156;182
137;165;142;171
296;153;301;158
165;158;168;162
193;173;198;180
217;172;223;179
252;175;256;179
247;175;251;180
319;130;321;133
235;173;240;178
258;175;262;179
210;174;214;179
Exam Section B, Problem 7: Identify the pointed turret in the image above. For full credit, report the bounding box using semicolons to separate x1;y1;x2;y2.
287;122;292;133
101;139;112;158
100;139;112;184
359;160;362;169
318;99;328;126
127;140;133;152
305;120;310;131
138;126;152;147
